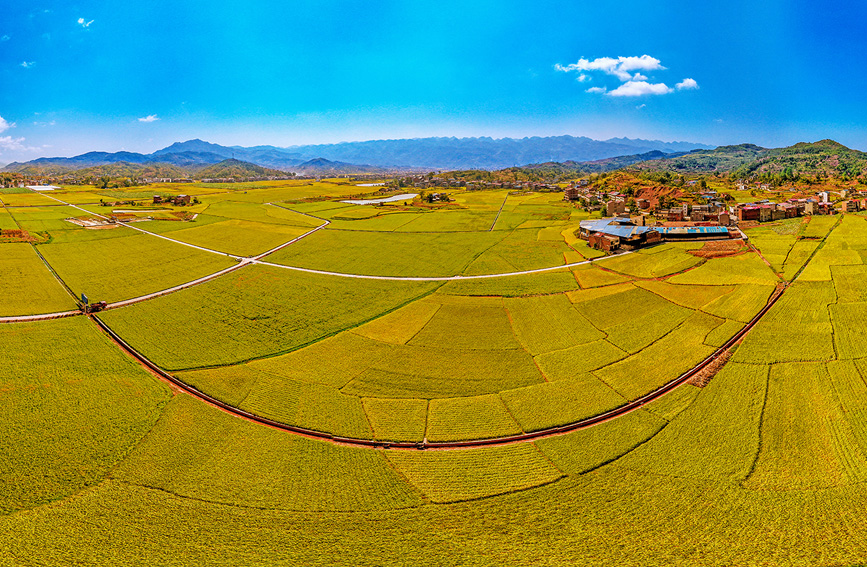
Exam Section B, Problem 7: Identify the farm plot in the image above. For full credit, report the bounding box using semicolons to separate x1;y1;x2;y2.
617;362;767;481
537;409;666;475
0;208;17;230
425;395;522;442
700;283;775;322
535;339;629;380
0;191;59;206
99;265;439;370
0;243;76;316
202;200;323;227
462;228;572;275
505;293;604;355
572;264;631;288
394;210;498;232
594;312;722;400
831;264;867;302
599;245;703;278
37;232;237;303
361;397;428;442
238;374;374;439
830;302;867;359
743;362;867;491
733;281;837;364
668;252;779;285
265;229;504;277
0;317;170;514
6;205;91;238
440;269;580;297
407;296;520;350
158;219;313;256
114;395;423;512
499;372;627;432
635;280;734;310
341;345;543;398
781;239;820;280
384;443;563;503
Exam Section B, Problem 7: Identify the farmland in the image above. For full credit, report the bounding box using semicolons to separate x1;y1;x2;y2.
7;179;867;566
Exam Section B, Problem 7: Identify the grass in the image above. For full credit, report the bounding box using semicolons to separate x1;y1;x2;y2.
0;243;77;316
99;264;439;370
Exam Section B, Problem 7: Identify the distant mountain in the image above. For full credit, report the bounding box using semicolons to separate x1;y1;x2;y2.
3;135;714;174
280;135;714;170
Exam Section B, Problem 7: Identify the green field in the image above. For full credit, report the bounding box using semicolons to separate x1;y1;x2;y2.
8;182;867;565
0;243;77;315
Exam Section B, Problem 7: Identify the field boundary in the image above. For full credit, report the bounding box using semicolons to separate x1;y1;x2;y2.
90;282;789;451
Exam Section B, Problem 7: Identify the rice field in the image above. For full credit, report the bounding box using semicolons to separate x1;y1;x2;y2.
8;184;867;566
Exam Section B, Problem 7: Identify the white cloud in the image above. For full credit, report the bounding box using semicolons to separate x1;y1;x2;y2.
1;35;10;41
138;114;159;123
0;116;13;133
20;61;35;68
632;73;648;81
577;74;590;82
77;18;94;28
586;86;607;94
636;104;647;109
33;120;56;127
676;78;699;90
0;136;38;153
556;55;665;82
607;81;673;97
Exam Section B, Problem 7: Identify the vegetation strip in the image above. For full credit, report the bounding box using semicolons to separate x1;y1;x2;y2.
90;284;788;450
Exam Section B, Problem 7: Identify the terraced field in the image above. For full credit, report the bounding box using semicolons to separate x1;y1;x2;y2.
6;182;867;566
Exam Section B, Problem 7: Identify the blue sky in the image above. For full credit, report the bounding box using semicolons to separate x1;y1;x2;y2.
1;0;867;162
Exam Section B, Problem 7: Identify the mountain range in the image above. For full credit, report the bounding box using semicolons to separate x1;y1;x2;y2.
3;135;713;175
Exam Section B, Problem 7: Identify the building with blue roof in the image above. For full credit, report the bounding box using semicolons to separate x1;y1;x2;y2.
579;217;734;252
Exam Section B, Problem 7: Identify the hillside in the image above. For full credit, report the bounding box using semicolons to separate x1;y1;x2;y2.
194;159;286;179
73;162;189;179
632;144;769;173
631;140;867;181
